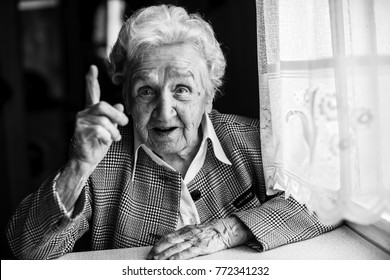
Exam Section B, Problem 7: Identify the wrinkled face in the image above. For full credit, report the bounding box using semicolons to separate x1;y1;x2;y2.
126;43;212;159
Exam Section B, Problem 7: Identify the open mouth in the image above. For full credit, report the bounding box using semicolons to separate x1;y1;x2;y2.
153;127;178;134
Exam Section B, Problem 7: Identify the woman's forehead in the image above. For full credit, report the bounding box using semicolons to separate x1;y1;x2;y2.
130;44;206;82
131;66;195;82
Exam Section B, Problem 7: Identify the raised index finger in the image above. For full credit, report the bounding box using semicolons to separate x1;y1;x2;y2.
85;65;101;107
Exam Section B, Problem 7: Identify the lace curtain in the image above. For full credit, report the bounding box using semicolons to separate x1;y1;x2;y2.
256;0;390;224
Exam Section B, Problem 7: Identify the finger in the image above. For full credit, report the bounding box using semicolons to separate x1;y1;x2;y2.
169;246;204;260
85;65;101;106
89;102;129;126
83;125;112;146
153;242;193;260
113;103;125;113
146;225;203;260
112;103;128;126
85;115;122;142
147;235;186;259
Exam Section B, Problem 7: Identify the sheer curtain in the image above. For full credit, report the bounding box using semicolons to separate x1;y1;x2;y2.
256;0;390;224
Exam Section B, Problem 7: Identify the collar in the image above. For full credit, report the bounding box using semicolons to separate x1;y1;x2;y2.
132;113;231;182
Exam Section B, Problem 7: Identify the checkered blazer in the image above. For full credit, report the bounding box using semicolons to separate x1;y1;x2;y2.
7;110;335;259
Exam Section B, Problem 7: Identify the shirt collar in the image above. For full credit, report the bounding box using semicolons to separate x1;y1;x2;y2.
132;113;231;181
200;113;231;165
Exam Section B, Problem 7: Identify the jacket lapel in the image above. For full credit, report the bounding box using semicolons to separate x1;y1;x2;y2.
114;148;181;247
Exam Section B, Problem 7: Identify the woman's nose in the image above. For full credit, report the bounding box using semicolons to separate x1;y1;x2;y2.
153;91;176;121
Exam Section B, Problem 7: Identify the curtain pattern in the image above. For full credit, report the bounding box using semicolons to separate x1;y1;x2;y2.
256;0;390;224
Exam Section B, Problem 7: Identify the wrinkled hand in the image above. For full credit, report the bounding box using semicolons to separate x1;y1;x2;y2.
147;216;254;260
73;65;129;172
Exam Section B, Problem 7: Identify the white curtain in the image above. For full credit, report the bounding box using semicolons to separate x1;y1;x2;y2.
256;0;390;224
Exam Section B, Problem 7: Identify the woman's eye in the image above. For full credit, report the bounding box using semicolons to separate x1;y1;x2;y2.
138;87;154;96
175;86;190;95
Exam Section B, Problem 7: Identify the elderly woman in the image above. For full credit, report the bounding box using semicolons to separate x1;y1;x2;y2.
7;5;334;260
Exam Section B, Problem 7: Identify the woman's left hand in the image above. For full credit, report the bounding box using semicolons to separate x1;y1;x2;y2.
146;216;254;260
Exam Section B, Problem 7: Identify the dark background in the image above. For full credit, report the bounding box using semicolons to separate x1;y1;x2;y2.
0;0;258;259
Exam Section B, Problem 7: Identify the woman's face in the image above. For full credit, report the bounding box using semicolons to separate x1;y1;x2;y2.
126;43;212;159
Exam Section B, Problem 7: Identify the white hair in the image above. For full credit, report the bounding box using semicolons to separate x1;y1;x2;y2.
108;4;226;99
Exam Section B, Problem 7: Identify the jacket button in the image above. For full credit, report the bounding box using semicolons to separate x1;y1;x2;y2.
190;190;201;202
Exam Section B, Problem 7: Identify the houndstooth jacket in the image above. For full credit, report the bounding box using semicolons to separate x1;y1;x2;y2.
7;110;335;259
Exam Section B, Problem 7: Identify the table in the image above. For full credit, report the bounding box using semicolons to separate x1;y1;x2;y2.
58;225;389;260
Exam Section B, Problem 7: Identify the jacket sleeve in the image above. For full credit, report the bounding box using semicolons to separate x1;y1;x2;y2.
6;171;92;259
233;193;339;251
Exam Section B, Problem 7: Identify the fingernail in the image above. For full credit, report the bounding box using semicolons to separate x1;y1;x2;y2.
153;255;160;260
168;256;175;260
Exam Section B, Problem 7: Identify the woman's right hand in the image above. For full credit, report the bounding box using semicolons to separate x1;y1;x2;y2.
73;65;129;175
55;65;129;211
